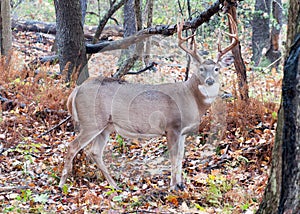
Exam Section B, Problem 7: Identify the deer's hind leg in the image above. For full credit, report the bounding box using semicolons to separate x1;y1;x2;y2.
85;127;118;188
59;128;105;188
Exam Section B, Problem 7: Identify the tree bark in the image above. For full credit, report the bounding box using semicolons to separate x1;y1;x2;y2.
113;0;139;78
54;0;88;85
227;2;249;100
257;1;300;213
0;0;12;56
265;0;283;68
279;35;300;213
143;0;153;66
80;0;87;25
251;0;271;66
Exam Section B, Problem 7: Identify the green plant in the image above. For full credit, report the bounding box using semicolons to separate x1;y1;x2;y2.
33;193;49;204
205;174;235;207
104;185;122;196
6;142;43;175
241;203;250;211
3;206;19;213
16;189;32;202
61;184;70;195
129;196;142;208
115;134;126;153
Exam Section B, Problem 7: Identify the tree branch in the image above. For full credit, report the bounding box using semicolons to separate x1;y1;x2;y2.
32;0;226;65
126;61;157;75
87;0;225;53
92;0;125;42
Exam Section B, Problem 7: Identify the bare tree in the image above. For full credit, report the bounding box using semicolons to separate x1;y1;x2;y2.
0;0;12;56
227;1;248;100
92;0;125;43
252;0;271;66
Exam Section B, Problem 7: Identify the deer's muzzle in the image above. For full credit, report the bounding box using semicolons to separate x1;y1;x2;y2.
205;78;215;86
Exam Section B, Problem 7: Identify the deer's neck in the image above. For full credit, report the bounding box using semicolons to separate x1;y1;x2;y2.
186;75;219;112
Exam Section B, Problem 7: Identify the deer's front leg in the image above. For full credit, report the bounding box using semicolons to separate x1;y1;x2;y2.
167;130;186;190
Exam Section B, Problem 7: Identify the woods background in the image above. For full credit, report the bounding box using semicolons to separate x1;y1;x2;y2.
0;0;299;213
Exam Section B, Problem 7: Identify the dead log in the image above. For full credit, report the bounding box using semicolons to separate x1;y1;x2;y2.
11;19;124;39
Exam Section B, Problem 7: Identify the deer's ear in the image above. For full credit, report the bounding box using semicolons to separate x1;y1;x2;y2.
219;53;234;67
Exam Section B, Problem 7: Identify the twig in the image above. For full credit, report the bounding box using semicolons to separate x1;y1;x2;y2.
262;56;283;73
126;62;157;75
37;115;71;138
122;210;171;214
223;144;229;155
0;186;28;192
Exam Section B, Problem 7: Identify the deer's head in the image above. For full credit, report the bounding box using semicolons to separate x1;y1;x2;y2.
177;14;238;88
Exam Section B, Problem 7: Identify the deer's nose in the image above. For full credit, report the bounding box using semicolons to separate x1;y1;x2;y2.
206;78;215;86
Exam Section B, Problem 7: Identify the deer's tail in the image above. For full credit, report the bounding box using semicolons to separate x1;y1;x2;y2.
67;87;80;124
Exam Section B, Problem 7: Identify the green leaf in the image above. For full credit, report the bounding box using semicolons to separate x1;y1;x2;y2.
112;195;123;202
33;194;49;204
14;77;21;84
272;111;277;120
62;184;69;194
194;203;205;211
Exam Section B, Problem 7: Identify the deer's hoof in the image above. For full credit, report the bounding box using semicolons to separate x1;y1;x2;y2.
170;183;185;191
176;183;185;191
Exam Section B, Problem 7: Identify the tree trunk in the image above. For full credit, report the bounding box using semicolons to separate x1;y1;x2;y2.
54;0;88;85
257;1;300;213
227;3;249;100
143;0;153;66
80;0;87;25
252;0;271;66
123;0;137;38
265;0;283;68
113;0;138;78
0;0;12;56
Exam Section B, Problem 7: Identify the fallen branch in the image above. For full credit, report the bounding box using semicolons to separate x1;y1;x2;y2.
0;186;29;192
12;19;124;40
37;115;71;138
126;62;157;75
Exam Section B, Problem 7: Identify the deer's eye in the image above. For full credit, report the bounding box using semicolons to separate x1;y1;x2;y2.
214;67;219;73
199;67;204;73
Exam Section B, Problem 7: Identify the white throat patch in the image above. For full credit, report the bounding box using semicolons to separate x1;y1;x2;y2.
198;83;220;104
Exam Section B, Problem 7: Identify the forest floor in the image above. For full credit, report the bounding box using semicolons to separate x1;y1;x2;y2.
0;30;282;213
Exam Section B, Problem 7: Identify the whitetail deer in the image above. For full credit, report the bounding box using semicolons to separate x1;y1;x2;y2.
59;14;238;190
